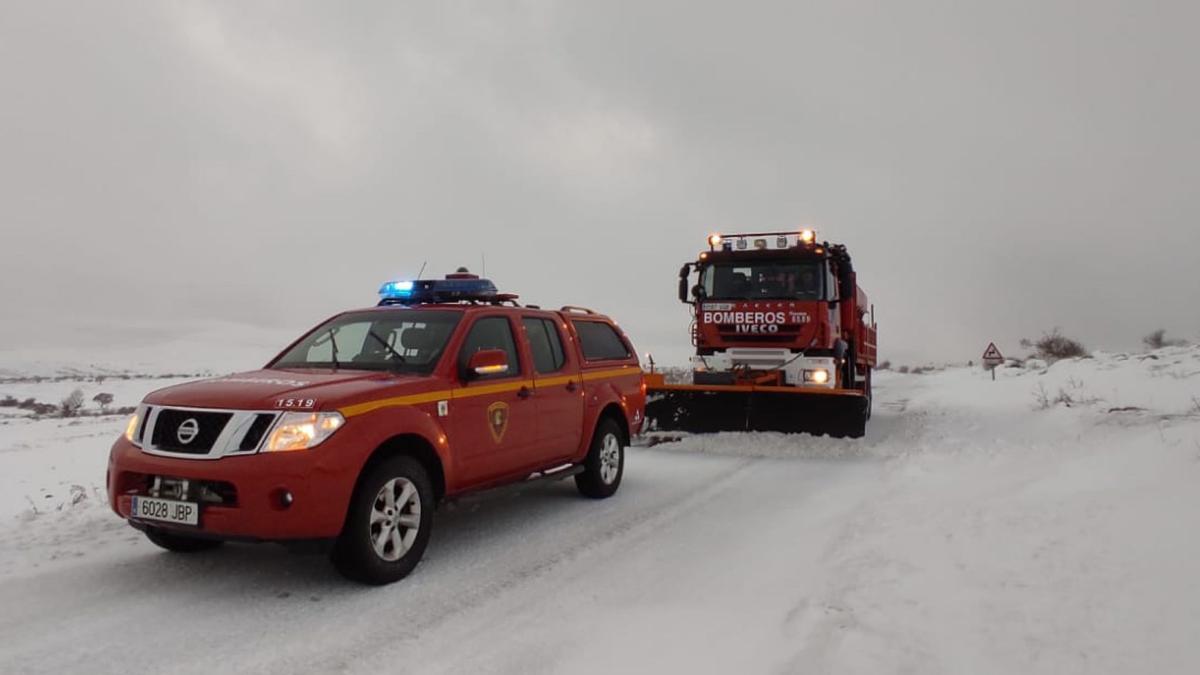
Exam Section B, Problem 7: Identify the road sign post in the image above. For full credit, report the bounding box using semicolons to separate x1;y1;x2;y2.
982;342;1004;380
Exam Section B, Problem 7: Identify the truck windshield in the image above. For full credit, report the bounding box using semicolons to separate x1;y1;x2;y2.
700;261;825;301
270;310;462;374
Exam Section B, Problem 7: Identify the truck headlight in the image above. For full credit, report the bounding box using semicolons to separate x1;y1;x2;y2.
264;412;345;452
803;369;830;385
124;411;141;445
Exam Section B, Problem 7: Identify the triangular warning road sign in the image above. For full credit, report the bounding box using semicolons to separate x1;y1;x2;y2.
982;342;1004;361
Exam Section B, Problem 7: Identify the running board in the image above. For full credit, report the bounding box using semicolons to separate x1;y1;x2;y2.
526;463;582;481
441;463;585;509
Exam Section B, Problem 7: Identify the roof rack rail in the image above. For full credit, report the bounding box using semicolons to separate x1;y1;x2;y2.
560;305;597;315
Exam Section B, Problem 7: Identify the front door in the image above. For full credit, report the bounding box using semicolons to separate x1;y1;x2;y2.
447;315;540;486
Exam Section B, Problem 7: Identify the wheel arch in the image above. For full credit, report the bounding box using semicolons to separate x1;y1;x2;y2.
594;402;630;444
358;433;447;503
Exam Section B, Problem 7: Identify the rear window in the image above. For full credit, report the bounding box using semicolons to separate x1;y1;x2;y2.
573;321;632;362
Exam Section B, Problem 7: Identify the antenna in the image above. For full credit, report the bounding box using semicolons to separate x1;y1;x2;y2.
481;252;486;277
417;261;427;278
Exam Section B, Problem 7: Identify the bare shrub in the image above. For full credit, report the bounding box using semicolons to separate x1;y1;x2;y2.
0;395;17;407
1028;328;1087;361
60;389;84;418
92;392;114;412
1143;329;1186;350
1033;383;1051;410
877;360;892;371
897;366;910;374
1035;377;1099;410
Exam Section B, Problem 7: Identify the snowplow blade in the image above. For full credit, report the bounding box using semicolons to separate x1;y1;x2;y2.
644;382;867;435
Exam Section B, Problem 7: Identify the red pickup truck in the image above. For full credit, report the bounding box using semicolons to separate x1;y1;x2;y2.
107;274;644;585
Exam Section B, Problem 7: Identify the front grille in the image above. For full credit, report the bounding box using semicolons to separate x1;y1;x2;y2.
717;326;804;344
239;413;277;452
131;474;239;505
151;409;233;454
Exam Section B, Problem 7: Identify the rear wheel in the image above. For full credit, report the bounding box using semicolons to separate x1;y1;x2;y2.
575;418;625;499
144;528;223;553
332;456;433;585
862;367;873;421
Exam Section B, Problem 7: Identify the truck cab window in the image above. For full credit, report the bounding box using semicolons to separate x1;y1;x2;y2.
700;262;824;301
573;321;631;361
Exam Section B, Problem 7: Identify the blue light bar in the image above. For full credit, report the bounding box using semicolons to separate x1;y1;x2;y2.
378;277;501;305
379;280;415;299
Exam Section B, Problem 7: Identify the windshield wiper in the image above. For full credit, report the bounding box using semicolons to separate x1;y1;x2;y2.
328;328;340;371
366;330;407;368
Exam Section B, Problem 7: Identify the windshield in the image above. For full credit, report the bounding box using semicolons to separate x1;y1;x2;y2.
700;261;825;300
271;310;462;373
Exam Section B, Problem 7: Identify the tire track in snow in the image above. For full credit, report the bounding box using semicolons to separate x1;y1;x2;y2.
290;455;758;675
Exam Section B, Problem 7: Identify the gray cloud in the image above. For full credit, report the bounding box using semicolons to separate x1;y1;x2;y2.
2;0;1197;366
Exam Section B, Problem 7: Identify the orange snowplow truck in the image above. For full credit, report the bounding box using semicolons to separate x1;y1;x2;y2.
644;229;878;437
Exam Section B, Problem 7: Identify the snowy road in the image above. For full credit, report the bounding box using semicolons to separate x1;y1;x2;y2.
2;351;1199;674
0;447;883;674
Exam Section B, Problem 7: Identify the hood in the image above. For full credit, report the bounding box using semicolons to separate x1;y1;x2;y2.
142;368;432;411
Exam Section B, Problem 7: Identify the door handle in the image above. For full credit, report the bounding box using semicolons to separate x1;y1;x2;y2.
517;386;533;400
565;380;578;393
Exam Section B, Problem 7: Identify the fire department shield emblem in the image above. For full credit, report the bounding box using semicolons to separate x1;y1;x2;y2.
487;401;510;443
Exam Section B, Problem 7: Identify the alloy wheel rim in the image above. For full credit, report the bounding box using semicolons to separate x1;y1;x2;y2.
369;477;421;562
599;433;621;484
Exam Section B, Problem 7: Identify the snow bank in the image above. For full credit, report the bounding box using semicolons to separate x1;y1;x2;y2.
0;344;1196;673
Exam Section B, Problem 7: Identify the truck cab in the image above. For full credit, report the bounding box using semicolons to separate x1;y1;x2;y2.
107;273;644;585
646;230;878;437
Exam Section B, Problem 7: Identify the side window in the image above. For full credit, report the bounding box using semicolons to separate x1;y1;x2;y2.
573;321;632;362
458;317;520;379
523;318;566;374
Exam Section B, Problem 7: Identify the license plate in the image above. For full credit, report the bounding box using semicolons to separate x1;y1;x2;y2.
131;496;200;527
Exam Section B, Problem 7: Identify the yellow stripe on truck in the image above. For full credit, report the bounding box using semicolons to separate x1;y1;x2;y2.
338;365;641;418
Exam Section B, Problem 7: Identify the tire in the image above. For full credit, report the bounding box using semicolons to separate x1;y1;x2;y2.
144;528;224;553
575;417;625;499
332;456;434;586
862;368;873;421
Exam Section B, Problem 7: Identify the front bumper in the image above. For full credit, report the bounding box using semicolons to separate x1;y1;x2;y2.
692;351;838;388
107;436;359;541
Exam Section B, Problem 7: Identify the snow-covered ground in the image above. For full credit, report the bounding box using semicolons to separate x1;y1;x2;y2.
0;348;1198;674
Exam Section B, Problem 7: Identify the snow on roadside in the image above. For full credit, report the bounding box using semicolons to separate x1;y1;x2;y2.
648;348;1200;673
0;346;1196;672
0;322;291;380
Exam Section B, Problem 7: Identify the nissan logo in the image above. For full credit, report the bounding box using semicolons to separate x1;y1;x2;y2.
177;418;200;445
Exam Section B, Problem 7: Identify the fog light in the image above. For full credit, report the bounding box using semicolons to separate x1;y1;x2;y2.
272;488;294;510
804;369;831;385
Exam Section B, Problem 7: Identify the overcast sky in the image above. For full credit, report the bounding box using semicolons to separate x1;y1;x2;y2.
2;0;1198;366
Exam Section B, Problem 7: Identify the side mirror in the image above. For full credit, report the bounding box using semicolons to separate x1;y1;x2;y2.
465;349;510;379
677;264;692;303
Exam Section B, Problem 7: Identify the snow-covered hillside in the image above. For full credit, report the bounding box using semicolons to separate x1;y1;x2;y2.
0;348;1197;674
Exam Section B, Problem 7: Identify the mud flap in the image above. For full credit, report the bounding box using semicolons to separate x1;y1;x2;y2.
645;389;867;435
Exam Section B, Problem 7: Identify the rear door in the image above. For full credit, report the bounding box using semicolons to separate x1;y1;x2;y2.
521;314;585;463
448;314;540;486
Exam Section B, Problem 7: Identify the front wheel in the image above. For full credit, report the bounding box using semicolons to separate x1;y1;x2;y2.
575;418;625;499
332;456;434;585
